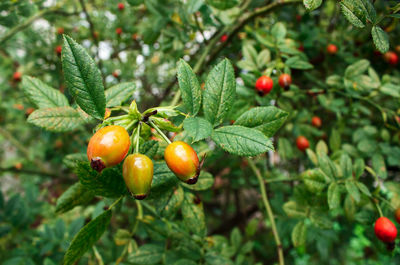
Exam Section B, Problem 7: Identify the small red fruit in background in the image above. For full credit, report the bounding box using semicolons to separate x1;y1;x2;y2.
132;33;139;40
278;73;292;90
296;15;302;22
112;70;119;78
255;76;273;96
13;71;22;82
296;136;309;151
87;125;130;172
116;27;123;35
13;104;24;110
25;107;35;116
311;116;322;128
57;27;64;35
55;45;62;55
164;141;200;184
220;34;228;42
327;44;338;55
118;3;125;11
374;217;397;243
93;31;99;39
383;51;398;66
298;44;304;52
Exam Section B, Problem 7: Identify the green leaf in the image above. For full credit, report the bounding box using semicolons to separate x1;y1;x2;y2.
183;117;213;142
344;194;356;220
147;162;179;200
182;192;206;236
127;244;164;265
303;0;322;11
154;185;184;217
345;180;361;203
27;107;85;132
63;153;87;169
316;140;328;155
340;1;365;28
380;83;400;98
150;116;181;132
206;0;238;10
306;149;318;165
177;60;202;116
329;129;341;152
211;126;273;157
301;169;326;193
372;154;387;179
292;221;307;247
181;171;214;191
353;158;365;178
257;49;271;68
340;154;352;178
63;210;111;265
344;59;370;78
105;82;135;107
327;182;341;209
285;56;313;70
75;162;127;198
234;106;288;137
371;26;389;53
230;227;242;251
318;152;337;180
271;22;286;40
62;35;105;120
283;201;307;218
356;181;371;197
21;76;69;109
140;140;159;158
203;59;236;127
56;182;95;214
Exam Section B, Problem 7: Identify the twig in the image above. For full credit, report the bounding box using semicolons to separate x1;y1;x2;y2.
247;158;284;265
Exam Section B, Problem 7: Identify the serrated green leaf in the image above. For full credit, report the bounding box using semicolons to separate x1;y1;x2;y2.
306;149;318;165
147;162;179;200
21;76;69;109
292;221;307;247
271;22;286;40
63;153;87;169
75;162;127;198
372;153;386;179
301;169;326;193
353;158;365;179
105;82;135;107
183;117;213;142
181;171;214;191
56;182;95;214
345;59;370;78
234;106;288;137
344;194;356;220
340;1;365;28
316;140;328;156
318;152;337;180
327;182;341;209
63;210;111;265
230;227;242;251
182;192;206;236
303;0;322;11
356;181;371;197
62;35;105;120
329;128;341;152
177;60;201;116
371;26;389;53
203;59;236;127
127;244;164;264
140;140;159;158
345;180;360;203
212;126;273;157
154;185;184;217
283;201;307;218
285;56;313;70
340;154;352;178
206;0;238;10
27;107;85;132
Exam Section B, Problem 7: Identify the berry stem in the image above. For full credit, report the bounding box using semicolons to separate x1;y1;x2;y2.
247;158;285;265
134;122;141;154
109;196;123;210
373;199;384;217
149;120;172;144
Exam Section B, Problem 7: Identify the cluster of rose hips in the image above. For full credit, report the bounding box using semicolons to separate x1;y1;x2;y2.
255;73;292;96
86;111;201;199
374;210;400;251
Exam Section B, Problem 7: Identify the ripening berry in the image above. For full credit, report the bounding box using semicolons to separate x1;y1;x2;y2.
55;45;62;55
57;27;64;35
374;217;397;243
395;209;400;225
104;108;111;119
311;116;322;128
327;44;338;55
220;34;228;42
112;71;119;78
123;154;154;199
296;136;309;151
118;3;125;11
87;125;130;172
116;27;123;35
25;107;35;116
13;71;22;82
164;141;200;184
384;51;398;66
278;73;292;90
255;76;273;96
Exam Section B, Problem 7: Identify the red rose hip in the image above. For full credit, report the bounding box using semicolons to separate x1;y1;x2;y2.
374;217;397;243
384;51;398;66
255;76;273;96
278;74;292;90
327;44;337;55
311;116;322;128
296;136;309;151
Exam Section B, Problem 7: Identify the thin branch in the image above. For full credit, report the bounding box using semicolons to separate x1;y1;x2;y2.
247;158;285;265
